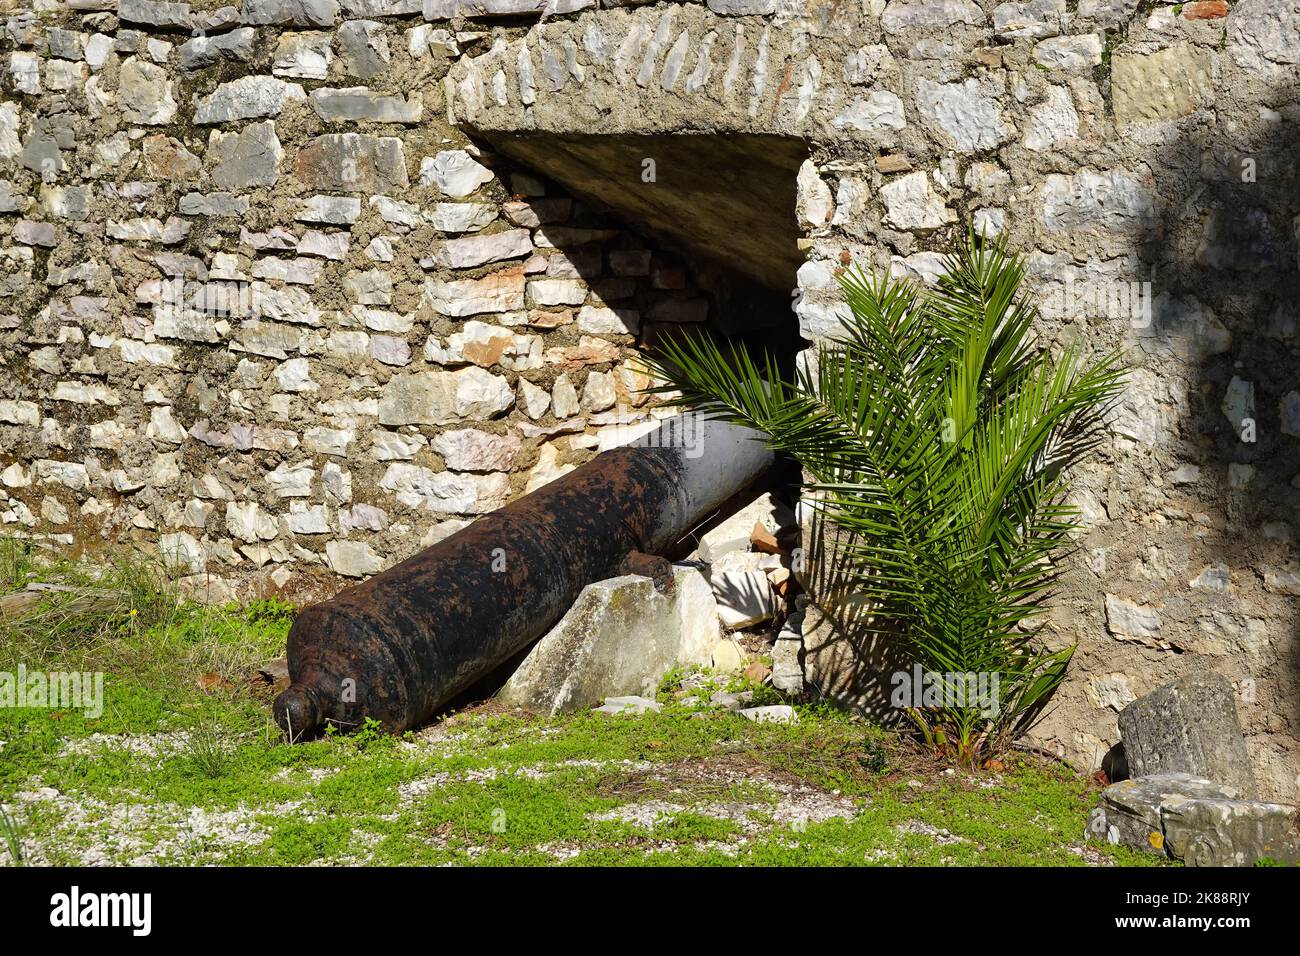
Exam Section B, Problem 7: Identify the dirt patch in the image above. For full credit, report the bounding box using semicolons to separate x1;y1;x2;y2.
590;756;858;833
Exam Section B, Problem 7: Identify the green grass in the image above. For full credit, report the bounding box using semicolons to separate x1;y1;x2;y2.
0;540;1160;867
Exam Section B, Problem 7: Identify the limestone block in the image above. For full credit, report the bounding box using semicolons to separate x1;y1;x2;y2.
499;565;720;715
1119;672;1256;796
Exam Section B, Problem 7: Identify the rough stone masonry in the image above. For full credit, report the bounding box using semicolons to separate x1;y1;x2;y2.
0;0;1298;799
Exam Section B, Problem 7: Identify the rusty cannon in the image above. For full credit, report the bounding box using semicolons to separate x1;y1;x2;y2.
273;415;773;738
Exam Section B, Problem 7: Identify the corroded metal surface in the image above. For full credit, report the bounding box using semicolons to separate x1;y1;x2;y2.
274;416;775;739
274;444;690;738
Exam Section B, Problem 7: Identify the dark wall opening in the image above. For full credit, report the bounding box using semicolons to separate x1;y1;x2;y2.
478;131;808;378
479;132;807;290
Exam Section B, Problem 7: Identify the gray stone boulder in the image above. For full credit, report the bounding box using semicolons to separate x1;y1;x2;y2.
1087;773;1237;854
1087;774;1300;866
1162;793;1300;867
1118;672;1256;797
498;565;720;715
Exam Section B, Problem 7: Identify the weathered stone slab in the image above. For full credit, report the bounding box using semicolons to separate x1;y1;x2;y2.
880;170;956;231
297;195;361;225
338;20;391;78
915;78;1009;152
707;0;778;13
423;273;525;317
832;92;907;133
882;0;985;32
993;0;1066;38
1033;34;1103;71
711;568;776;630
179;28;256;71
1087;774;1300;866
1104;593;1164;646
1118;672;1256;797
438;228;533;269
1074;0;1136;26
430;428;521;472
295;133;408;193
378;463;510;513
342;0;423;12
499;565;719;715
242;0;339;26
577;305;638;335
1162;794;1300;867
428;202;498;233
309;87;422;123
1087;774;1237;855
119;0;192;29
378;367;513;426
1112;43;1213;126
194;76;305;124
119;58;177;125
205;122;282;191
273;32;333;78
325;539;385;577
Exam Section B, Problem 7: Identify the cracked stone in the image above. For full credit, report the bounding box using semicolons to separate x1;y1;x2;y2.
880;170;956;231
295;133;408;193
421;149;494;198
207;122;283;190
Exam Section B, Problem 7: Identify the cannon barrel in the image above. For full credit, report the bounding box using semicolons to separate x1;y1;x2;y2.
273;416;773;738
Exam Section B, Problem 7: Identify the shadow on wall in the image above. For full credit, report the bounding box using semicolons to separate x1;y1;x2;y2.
1129;72;1300;770
796;508;912;728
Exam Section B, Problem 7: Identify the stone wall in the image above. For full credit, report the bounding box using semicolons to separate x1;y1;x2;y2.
2;0;1298;798
0;0;724;599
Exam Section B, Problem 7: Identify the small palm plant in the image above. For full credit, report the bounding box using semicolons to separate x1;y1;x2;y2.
642;229;1124;765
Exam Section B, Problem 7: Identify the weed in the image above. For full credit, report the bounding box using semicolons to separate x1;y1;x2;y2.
0;805;24;866
181;717;234;780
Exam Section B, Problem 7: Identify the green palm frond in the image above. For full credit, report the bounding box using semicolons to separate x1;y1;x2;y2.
640;226;1124;765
